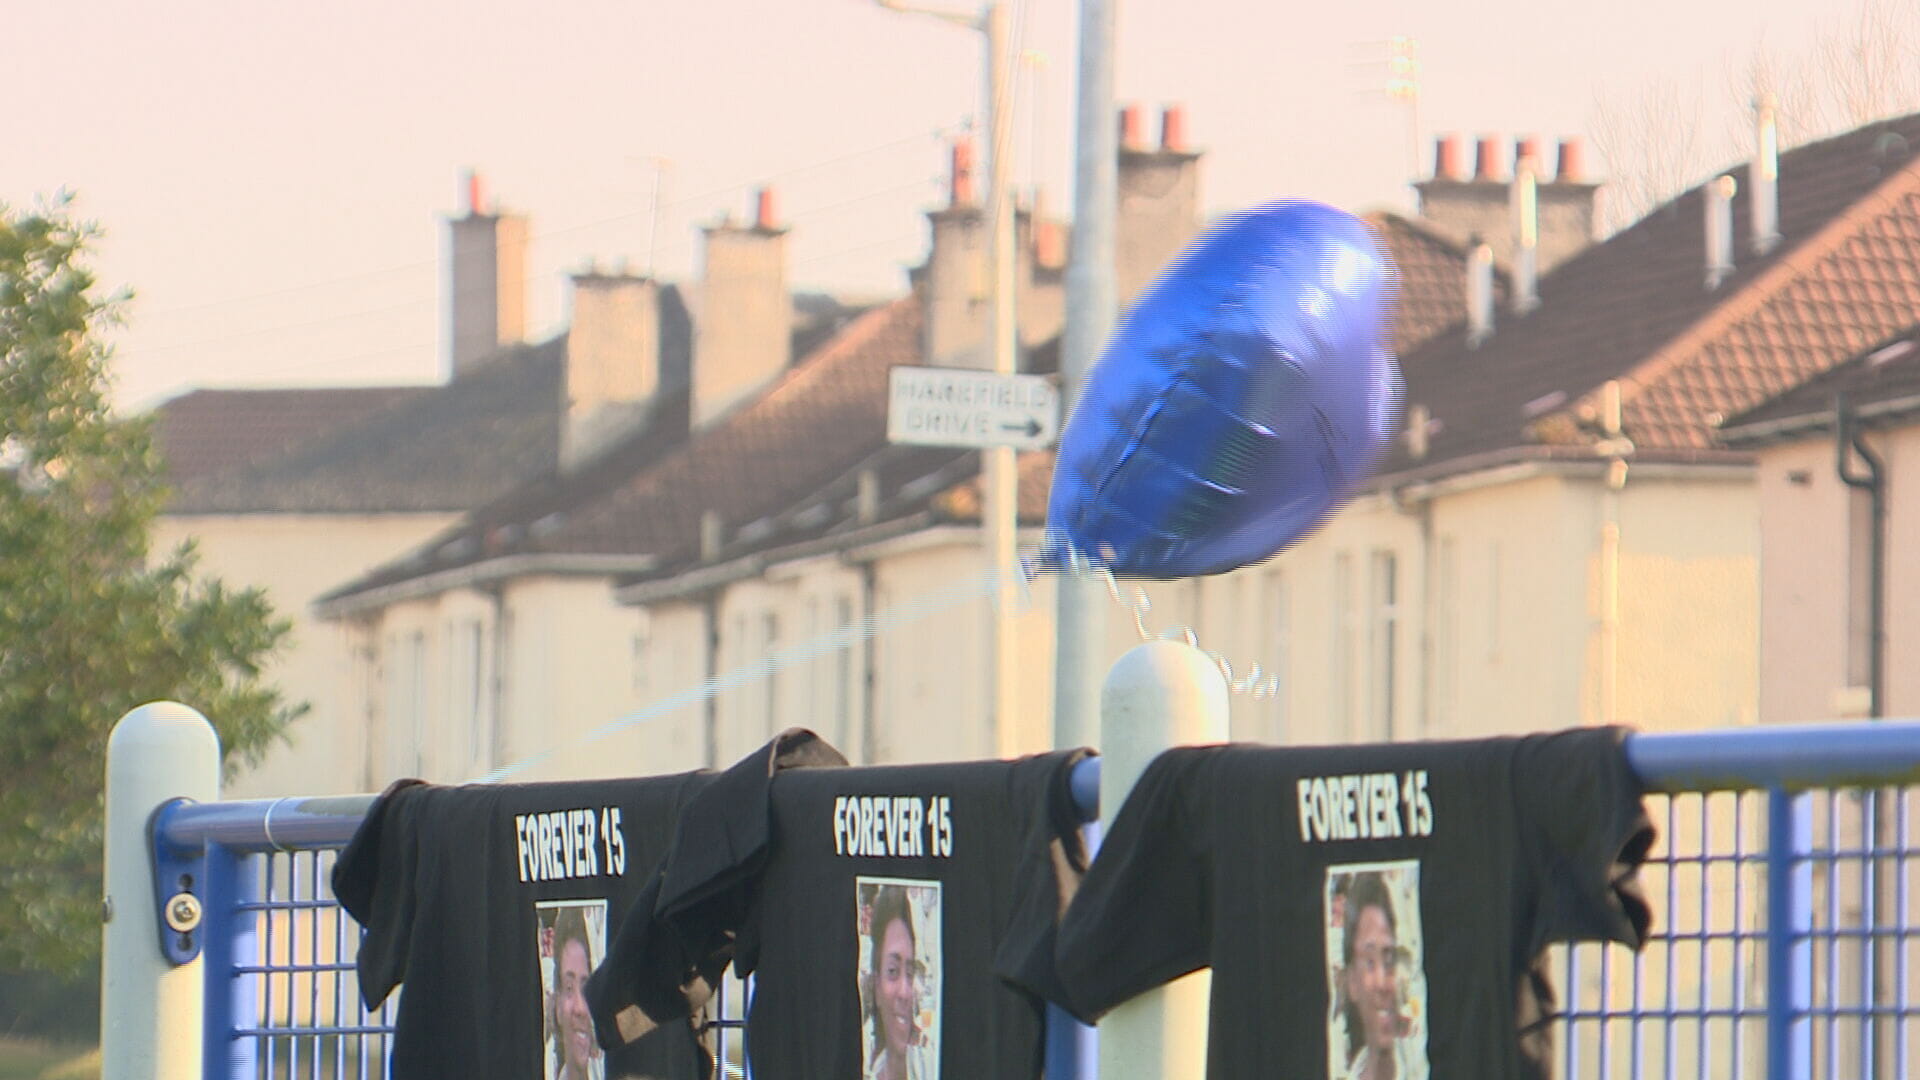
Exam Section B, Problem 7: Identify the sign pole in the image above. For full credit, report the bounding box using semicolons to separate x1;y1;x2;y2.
982;0;1025;758
1053;0;1117;755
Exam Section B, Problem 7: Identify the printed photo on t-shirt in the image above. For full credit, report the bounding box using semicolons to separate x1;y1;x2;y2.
1324;861;1429;1080
537;900;608;1080
856;876;941;1080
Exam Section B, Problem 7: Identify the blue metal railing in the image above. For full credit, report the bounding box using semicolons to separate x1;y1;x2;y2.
148;723;1920;1080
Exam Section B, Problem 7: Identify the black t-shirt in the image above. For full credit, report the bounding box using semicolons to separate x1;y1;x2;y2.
333;731;844;1080
1047;728;1654;1080
333;772;713;1079
592;750;1094;1080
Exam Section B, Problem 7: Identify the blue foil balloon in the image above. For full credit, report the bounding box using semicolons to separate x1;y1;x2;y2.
1045;199;1401;578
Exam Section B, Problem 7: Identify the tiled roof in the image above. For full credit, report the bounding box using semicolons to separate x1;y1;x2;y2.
1380;113;1920;481
166;336;573;514
152;386;430;484
1365;211;1508;356
320;297;923;605
316;204;1525;604
1720;323;1920;441
156;285;868;517
607;213;1505;591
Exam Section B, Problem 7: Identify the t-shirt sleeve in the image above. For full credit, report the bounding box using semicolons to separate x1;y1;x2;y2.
1514;726;1656;951
992;748;1096;1005
587;730;846;1051
1050;747;1214;1023
329;779;428;1008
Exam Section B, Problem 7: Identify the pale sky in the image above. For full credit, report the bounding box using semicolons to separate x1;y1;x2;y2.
10;0;1839;412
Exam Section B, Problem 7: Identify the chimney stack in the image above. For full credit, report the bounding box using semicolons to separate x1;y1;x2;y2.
1018;189;1066;345
923;138;989;366
1467;242;1495;347
562;268;664;470
694;187;792;425
1511;145;1540;314
1416;134;1600;276
1751;93;1781;255
1117;103;1202;310
1705;175;1737;289
446;170;528;380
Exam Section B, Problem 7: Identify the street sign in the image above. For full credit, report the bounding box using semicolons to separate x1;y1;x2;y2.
887;366;1060;450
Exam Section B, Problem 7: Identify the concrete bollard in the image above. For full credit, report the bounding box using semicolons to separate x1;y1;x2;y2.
1096;640;1229;1080
102;701;220;1080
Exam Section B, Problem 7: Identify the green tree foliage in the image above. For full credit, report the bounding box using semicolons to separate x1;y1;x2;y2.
0;198;300;978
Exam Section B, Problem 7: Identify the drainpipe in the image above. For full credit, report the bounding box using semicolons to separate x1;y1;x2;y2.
1389;485;1435;740
859;560;880;765
1835;393;1886;721
1393;406;1435;739
1835;392;1891;1078
703;593;721;768
1597;380;1631;730
486;584;509;774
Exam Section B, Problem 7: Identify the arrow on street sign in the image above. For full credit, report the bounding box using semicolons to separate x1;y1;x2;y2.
887;366;1060;450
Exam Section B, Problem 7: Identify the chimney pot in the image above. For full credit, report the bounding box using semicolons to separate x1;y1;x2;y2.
950;139;977;206
1406;404;1432;460
1433;134;1466;181
1705;174;1737;289
465;169;484;216
1515;136;1546;176
755;186;778;230
1556;137;1586;183
1119;104;1145;150
1475;136;1507;181
1160;104;1188;151
1511;167;1539;314
1467;242;1495;346
1036;220;1066;269
1751;94;1781;255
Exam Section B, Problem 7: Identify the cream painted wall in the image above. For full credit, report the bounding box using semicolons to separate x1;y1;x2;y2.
498;577;680;782
152;512;456;797
310;460;1761;805
1609;469;1759;732
1754;428;1913;724
342;575;686;789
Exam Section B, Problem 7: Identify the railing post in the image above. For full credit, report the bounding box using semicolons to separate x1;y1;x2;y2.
103;702;221;1080
1766;787;1811;1080
1095;640;1229;1080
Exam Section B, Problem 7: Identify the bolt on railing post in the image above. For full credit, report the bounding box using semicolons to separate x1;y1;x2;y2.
103;702;221;1080
1765;787;1812;1080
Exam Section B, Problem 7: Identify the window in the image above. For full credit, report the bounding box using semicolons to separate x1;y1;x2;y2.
804;597;821;734
834;594;856;753
1486;540;1503;662
1368;551;1399;741
451;618;484;765
407;630;427;777
1436;537;1458;735
1332;553;1355;738
1264;571;1291;741
762;612;781;738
